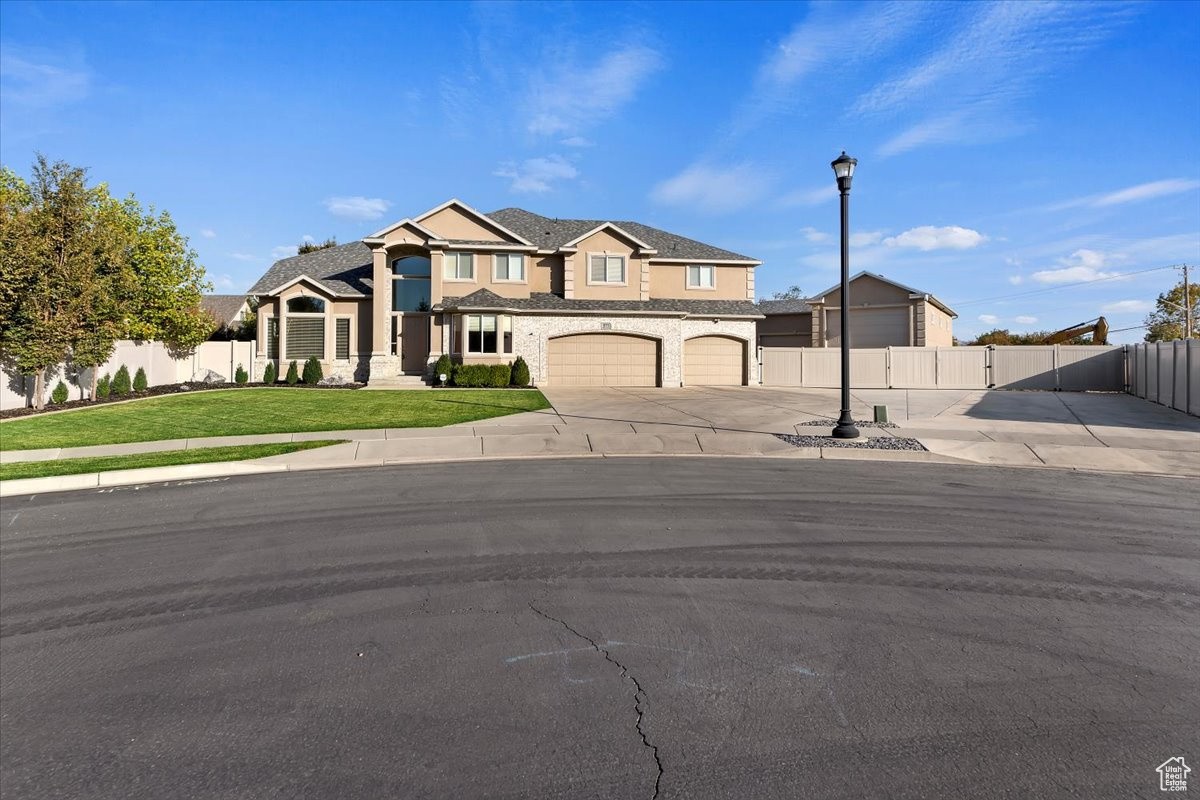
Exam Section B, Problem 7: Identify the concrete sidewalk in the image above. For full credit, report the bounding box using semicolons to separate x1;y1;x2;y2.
3;387;1198;497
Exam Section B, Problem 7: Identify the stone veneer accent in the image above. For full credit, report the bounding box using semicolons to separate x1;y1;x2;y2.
510;315;758;387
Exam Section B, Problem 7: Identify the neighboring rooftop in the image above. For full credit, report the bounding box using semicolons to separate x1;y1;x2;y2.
199;294;249;326
756;298;813;315
437;289;763;318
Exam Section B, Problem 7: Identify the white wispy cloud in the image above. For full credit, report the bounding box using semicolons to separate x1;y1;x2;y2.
271;245;298;259
494;154;579;193
212;273;235;290
801;226;829;243
651;163;771;214
862;2;1132;155
778;185;837;207
1031;249;1120;284
1047;178;1200;211
560;136;593;148
0;47;91;107
978;314;999;324
324;196;390;221
1007;275;1023;285
851;231;884;247
526;44;663;136
883;225;987;251
200;229;217;239
1102;299;1153;314
1014;315;1038;324
230;253;258;262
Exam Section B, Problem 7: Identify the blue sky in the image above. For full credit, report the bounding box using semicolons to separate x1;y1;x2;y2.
2;0;1198;343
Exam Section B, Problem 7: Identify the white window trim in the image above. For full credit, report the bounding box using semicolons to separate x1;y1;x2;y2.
686;264;716;291
585;252;628;286
463;313;513;355
443;251;476;283
492;253;527;284
333;314;353;361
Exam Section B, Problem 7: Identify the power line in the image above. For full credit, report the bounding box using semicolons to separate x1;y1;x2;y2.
1108;323;1151;334
949;264;1184;309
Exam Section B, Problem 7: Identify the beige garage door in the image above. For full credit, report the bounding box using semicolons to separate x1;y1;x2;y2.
826;308;910;348
684;336;745;386
548;334;659;386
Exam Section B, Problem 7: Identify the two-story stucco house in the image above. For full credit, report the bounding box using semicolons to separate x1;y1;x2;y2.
248;199;763;387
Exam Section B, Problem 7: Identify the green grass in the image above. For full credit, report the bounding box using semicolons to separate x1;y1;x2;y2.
0;440;345;481
0;388;551;451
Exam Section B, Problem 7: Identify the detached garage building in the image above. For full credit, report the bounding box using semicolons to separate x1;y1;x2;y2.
758;271;956;349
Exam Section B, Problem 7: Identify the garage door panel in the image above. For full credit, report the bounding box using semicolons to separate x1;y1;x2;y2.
548;334;659;386
827;308;909;348
684;336;745;386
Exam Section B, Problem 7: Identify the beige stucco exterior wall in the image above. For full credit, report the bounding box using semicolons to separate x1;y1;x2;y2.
532;254;559;294
439;250;537;300
419;206;513;242
255;284;371;381
819;274;910;306
648;264;753;300
924;301;955;346
570;230;644;301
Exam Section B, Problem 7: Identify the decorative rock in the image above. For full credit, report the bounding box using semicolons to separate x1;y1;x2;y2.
191;369;226;384
317;375;347;386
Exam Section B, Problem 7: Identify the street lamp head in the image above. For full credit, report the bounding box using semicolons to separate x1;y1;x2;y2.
831;151;857;191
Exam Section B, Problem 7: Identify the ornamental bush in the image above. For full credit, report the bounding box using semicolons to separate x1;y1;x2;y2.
489;364;511;388
433;354;454;386
97;373;112;398
133;367;148;391
51;380;69;405
302;355;323;384
235;363;249;385
451;363;491;387
510;356;530;387
285;360;299;385
112;365;132;395
262;361;277;384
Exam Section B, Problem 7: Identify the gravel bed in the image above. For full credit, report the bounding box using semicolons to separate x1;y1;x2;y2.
795;419;899;429
775;433;927;451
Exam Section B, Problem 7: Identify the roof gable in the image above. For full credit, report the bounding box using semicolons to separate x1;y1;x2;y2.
563;222;654;251
810;270;957;317
412;198;533;245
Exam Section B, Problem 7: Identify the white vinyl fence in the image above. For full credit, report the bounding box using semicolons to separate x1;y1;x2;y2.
1127;339;1199;417
1;340;256;411
759;345;1125;392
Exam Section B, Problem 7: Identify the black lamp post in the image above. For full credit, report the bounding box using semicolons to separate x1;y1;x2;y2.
831;151;859;440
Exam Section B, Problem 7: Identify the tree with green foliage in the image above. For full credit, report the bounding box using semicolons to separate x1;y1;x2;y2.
302;356;323;384
511;356;530;387
235;364;249;385
967;327;1104;346
51;380;69;405
285;360;299;385
297;237;337;254
133;367;148;391
112;364;132;395
1144;278;1199;342
97;373;112;399
769;285;806;301
262;361;277;384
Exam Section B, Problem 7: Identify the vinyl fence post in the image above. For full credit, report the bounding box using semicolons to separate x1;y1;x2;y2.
1053;345;1061;391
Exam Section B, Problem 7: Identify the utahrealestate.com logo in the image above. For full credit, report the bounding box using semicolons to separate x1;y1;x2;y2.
1158;757;1191;792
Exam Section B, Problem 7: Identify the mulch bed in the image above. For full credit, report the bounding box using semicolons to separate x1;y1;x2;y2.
0;381;364;420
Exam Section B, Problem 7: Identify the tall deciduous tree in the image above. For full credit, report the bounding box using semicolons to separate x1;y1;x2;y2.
1143;279;1199;342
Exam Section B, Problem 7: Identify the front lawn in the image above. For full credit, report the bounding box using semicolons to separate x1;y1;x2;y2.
0;388;550;451
0;440;344;481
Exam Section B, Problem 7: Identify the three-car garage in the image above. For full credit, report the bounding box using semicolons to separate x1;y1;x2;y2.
545;332;748;387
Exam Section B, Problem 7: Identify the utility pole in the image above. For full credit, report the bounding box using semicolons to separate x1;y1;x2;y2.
1184;264;1193;339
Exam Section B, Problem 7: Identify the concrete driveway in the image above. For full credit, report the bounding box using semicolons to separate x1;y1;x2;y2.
541;385;1200;473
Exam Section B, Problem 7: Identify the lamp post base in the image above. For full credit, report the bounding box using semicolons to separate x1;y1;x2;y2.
831;412;860;440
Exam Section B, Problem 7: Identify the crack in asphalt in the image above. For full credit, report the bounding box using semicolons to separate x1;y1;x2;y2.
528;603;663;799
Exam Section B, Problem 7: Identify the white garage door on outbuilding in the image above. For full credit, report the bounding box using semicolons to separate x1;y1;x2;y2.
547;333;659;386
684;335;745;386
826;308;910;349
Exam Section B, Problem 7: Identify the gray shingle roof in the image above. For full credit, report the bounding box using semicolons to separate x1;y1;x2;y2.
757;298;813;315
437;289;763;318
486;208;757;262
248;242;374;297
199;294;249;326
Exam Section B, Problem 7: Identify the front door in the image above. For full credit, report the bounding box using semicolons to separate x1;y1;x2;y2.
400;313;431;372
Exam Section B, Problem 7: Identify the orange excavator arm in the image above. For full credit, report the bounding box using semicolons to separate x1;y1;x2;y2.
1042;316;1109;345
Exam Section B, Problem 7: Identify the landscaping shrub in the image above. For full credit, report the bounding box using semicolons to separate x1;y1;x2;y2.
262;361;277;384
133;367;148;391
511;356;530;387
433;354;454;386
451;363;491;388
235;364;249;385
51;380;69;405
302;355;323;384
97;373;112;399
285;361;299;385
112;365;132;395
489;364;512;388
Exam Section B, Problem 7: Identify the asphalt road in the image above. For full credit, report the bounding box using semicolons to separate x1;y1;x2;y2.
2;459;1198;799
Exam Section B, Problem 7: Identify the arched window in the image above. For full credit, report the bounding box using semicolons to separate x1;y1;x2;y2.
392;256;432;312
287;296;326;313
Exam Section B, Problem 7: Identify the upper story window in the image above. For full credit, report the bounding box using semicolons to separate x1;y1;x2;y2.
392;256;431;276
687;265;715;289
588;254;626;284
286;296;325;313
444;252;475;281
392;256;432;312
494;253;525;282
